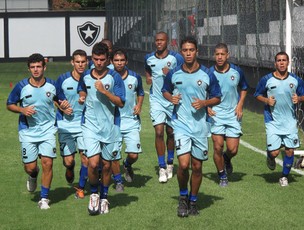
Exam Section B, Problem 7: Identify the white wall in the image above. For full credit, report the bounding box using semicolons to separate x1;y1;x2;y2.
0;0;48;12
0;18;3;58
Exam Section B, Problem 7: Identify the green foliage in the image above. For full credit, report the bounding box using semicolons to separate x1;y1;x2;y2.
69;0;105;8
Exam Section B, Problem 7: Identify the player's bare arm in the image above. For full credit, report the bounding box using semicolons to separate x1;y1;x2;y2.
191;97;221;110
133;95;144;115
145;71;152;85
235;90;247;120
256;95;276;106
7;104;36;117
78;91;87;105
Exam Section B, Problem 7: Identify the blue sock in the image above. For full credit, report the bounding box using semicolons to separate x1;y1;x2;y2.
189;193;197;202
267;151;274;159
90;184;98;194
101;186;109;199
124;159;131;168
158;155;166;168
113;173;123;184
167;150;174;165
180;188;188;197
283;155;294;177
218;170;227;179
78;164;88;189
40;186;50;199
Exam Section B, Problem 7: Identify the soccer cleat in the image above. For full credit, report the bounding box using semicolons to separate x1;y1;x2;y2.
74;187;85;199
115;183;124;193
38;198;50;210
188;201;200;216
224;154;233;174
88;194;100;215
177;196;188;217
100;199;110;214
266;156;276;170
166;164;174;179
65;168;75;184
158;168;168;183
124;165;134;183
279;177;288;187
27;176;38;193
219;177;228;187
294;156;304;169
27;167;39;193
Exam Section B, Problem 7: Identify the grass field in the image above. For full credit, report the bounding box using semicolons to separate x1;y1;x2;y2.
1;61;304;229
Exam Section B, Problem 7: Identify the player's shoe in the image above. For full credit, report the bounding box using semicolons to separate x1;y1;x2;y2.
124;165;134;183
224;154;233;174
158;168;168;183
74;187;85;199
188;201;200;216
100;199;110;214
27;167;39;192
219;177;228;187
266;156;276;170
177;196;188;217
65;168;75;184
294;156;304;169
279;177;288;187
38;198;50;210
166;164;174;179
115;183;124;193
88;194;100;215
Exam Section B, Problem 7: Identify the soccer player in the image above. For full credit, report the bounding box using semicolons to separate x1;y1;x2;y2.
208;43;248;187
254;51;304;186
55;49;89;198
162;36;221;217
145;31;184;183
6;53;69;209
111;48;144;185
78;42;125;215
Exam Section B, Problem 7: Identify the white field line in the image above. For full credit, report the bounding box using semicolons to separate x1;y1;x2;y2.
240;140;304;175
144;90;304;175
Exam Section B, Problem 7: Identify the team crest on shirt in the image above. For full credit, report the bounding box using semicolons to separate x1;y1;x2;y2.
203;150;208;156
128;84;133;89
46;92;51;97
137;143;141;149
53;148;57;153
290;83;295;89
294;139;298;145
112;151;118;157
167;62;172;67
197;80;202;86
105;84;110;90
231;75;235;81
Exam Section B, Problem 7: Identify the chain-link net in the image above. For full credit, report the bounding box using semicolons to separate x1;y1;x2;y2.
105;0;304;129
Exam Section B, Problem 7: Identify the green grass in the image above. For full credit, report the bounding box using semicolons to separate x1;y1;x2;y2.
1;62;304;229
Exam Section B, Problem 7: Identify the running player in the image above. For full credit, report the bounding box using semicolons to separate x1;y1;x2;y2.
78;42;125;215
208;43;248;187
55;49;89;198
254;51;304;186
162;36;221;217
145;31;184;183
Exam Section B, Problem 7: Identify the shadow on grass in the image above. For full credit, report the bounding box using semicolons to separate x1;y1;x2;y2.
253;171;302;185
172;193;223;212
31;185;77;204
204;171;247;184
110;193;139;208
111;172;153;189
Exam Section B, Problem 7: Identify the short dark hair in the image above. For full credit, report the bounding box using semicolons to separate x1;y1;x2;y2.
180;36;197;50
27;53;45;67
214;43;228;53
275;51;289;62
72;49;87;60
92;42;109;57
101;39;113;50
111;48;128;61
